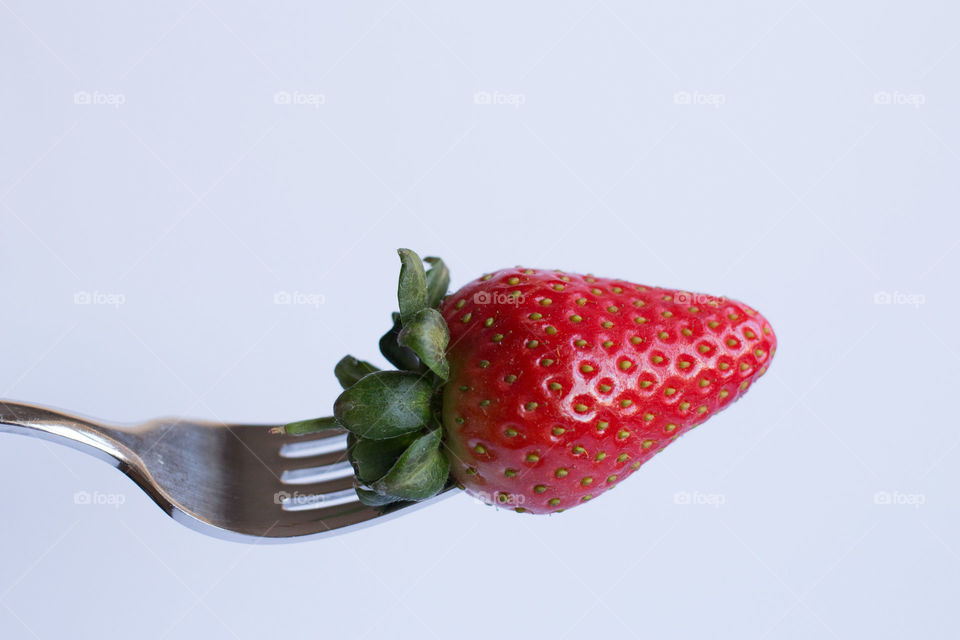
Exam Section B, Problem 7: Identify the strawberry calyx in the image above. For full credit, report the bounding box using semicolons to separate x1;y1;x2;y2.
284;249;454;506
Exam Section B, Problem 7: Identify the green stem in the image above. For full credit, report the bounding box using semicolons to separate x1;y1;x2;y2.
285;416;339;436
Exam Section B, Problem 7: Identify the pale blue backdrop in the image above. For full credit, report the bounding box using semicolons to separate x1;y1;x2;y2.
1;1;958;639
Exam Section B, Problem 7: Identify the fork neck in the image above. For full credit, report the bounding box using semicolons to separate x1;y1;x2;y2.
0;401;136;469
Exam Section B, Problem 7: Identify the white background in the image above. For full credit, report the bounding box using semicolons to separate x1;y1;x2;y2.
1;2;958;638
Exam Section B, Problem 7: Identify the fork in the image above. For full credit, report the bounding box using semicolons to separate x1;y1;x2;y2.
0;401;450;542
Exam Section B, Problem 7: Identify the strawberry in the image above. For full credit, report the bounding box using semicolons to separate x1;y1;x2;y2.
438;269;775;513
288;250;776;514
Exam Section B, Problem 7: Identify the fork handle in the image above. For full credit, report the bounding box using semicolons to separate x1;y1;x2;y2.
0;401;132;467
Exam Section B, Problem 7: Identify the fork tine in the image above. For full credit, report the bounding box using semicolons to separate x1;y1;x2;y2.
276;473;355;499
279;451;349;471
281;460;354;485
279;487;359;512
279;432;348;459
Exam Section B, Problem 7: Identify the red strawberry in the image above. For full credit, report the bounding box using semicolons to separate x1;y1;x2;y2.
437;269;776;513
289;251;776;515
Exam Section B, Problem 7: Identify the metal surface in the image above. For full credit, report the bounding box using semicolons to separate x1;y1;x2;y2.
0;401;450;543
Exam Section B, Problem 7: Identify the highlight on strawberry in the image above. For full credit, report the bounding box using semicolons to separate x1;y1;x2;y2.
286;249;777;514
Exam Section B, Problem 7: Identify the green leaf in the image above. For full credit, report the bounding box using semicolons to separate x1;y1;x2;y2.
348;431;419;484
284;416;339;436
397;248;428;325
379;312;421;371
397;308;450;379
333;370;433;439
423;256;450;308
370;427;449;501
356;486;404;507
333;355;380;389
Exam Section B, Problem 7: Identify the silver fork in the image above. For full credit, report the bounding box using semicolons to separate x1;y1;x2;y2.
0;401;450;542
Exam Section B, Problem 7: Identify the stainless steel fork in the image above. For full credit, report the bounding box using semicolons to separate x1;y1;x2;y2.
0;401;450;542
